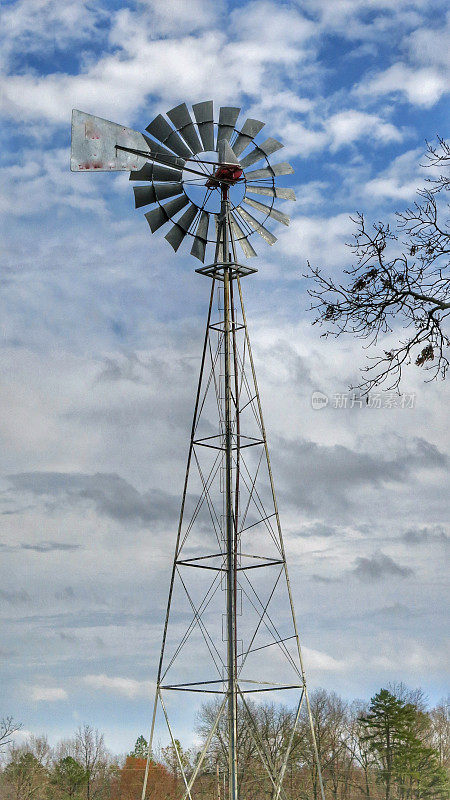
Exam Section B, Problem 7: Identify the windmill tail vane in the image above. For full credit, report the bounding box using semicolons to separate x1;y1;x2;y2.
71;101;325;800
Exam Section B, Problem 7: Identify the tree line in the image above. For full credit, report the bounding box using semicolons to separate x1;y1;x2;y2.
0;685;448;800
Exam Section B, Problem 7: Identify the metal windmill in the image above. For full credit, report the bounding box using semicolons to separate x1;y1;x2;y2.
71;101;325;800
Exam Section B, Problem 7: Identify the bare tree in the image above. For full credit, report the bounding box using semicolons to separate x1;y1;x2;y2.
25;734;52;768
429;697;450;770
296;689;350;800
387;681;428;713
75;724;107;800
346;701;376;800
0;718;22;752
196;698;260;798
325;694;352;800
306;137;450;392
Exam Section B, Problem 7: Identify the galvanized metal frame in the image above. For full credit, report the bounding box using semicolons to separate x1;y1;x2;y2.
139;193;325;800
70;100;323;800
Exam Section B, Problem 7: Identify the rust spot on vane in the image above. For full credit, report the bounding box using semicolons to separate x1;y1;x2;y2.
79;161;104;169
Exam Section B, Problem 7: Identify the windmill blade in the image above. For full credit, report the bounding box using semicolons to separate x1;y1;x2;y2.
71;109;149;172
145;195;189;233
244;162;294;180
230;213;257;258
190;211;210;262
129;162;183;182
240;138;284;169
214;215;225;261
234;206;277;246
217;107;240;148
243;196;290;226
218;139;240;166
232;118;265;157
193;101;214;152
247;185;296;201
142;134;186;167
133;183;184;209
165;204;199;252
167;103;203;155
146;114;192;160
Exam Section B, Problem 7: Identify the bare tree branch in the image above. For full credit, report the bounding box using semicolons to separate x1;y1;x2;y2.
305;137;450;392
0;716;23;750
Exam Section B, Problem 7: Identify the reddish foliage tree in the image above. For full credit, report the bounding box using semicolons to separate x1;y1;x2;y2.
114;756;176;800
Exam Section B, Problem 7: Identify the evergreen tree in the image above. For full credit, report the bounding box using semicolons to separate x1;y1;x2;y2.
51;755;88;798
359;688;449;800
161;738;191;781
359;689;417;800
130;735;150;760
4;750;48;799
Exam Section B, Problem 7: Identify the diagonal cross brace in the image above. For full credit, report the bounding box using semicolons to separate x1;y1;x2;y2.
181;695;228;800
272;688;305;800
238;686;291;800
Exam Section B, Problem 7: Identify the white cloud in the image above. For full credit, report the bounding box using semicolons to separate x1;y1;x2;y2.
407;14;450;70
357;63;448;107
82;673;155;698
134;0;223;34
0;2;318;126
31;686;68;701
327;110;403;150
0;0;105;72
277;120;329;158
290;181;328;210
363;147;423;200
276;212;354;268
301;0;438;42
303;647;348;671
0;147;107;216
231;0;315;53
369;642;449;672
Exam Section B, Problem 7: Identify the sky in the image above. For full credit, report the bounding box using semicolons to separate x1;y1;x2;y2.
0;0;449;758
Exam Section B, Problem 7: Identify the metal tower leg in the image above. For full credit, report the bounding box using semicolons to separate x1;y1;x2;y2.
221;188;239;800
140;279;217;800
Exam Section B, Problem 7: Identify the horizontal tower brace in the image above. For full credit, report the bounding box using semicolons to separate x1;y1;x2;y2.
175;559;284;571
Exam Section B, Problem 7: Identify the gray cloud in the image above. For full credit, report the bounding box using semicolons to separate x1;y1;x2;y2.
0;588;31;604
367;602;412;618
58;631;78;643
403;526;448;545
95;353;150;384
21;541;82;553
297;522;338;538
0;648;17;657
55;587;76;601
7;472;180;526
352;551;414;581
275;435;447;515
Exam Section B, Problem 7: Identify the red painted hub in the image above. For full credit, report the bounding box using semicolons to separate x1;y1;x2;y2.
206;164;243;188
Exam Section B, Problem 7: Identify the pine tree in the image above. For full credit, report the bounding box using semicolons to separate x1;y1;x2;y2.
130;735;150;760
359;689;417;800
51;756;88;798
359;689;449;800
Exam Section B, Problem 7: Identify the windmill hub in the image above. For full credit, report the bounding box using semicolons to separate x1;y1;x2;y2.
181;151;245;215
205;163;243;188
